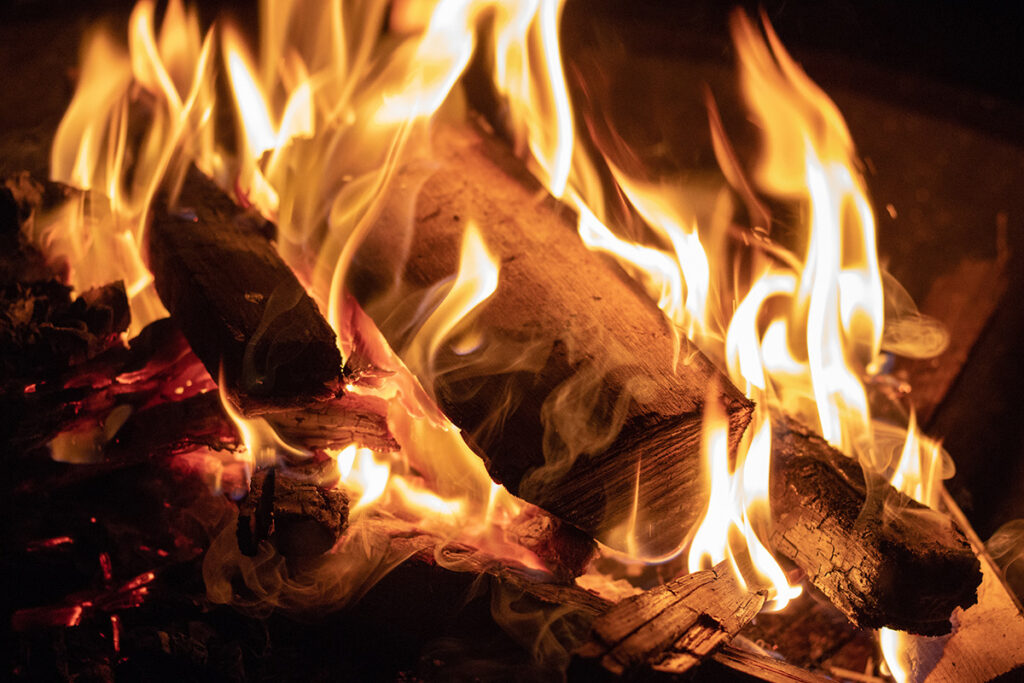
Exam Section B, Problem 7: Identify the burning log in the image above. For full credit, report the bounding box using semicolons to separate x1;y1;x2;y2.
146;170;342;410
769;417;982;635
577;562;765;675
265;393;399;455
347;120;753;552
237;466;349;558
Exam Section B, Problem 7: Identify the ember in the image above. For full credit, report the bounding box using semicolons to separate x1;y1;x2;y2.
4;1;1023;681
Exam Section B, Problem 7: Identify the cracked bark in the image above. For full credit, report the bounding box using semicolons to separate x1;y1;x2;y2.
769;416;982;635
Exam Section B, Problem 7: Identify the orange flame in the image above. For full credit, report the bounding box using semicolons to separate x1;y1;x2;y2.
48;0;957;627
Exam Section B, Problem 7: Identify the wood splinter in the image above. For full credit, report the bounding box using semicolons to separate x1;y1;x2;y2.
578;562;765;675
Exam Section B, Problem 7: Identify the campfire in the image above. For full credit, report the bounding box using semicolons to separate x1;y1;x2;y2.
5;1;1023;680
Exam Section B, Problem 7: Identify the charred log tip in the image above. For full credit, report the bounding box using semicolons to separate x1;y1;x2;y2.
236;466;349;559
769;414;983;635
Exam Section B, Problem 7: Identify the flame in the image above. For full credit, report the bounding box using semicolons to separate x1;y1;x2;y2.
403;221;501;389
889;410;946;510
879;627;911;683
217;375;309;472
49;0;957;630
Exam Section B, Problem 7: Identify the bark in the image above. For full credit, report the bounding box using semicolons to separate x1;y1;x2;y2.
347;120;753;553
769;417;982;635
578;562;765;675
146;169;342;410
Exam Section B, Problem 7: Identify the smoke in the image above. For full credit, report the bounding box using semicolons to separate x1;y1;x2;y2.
986;519;1024;605
203;513;426;616
879;270;949;359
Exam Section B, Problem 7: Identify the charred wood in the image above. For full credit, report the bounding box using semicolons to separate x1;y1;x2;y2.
146;168;342;410
1;173;129;393
237;466;349;558
769;417;982;635
506;508;597;582
347;120;753;553
265;393;399;455
578;562;765;675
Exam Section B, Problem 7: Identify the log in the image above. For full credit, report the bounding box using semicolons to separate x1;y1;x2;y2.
577;562;765;675
265;393;399;455
347;120;753;553
237;466;349;558
769;417;982;635
146;169;342;410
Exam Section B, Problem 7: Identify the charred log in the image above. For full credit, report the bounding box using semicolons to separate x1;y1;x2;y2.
1;173;129;391
265;393;399;455
769;417;982;635
237;466;349;558
346;120;753;553
146;169;342;410
578;562;765;675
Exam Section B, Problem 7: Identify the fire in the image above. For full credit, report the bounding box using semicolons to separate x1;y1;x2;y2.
403;221;501;390
46;0;956;652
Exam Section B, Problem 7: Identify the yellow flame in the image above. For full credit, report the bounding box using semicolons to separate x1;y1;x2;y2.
730;12;884;462
879;627;910;683
889;410;946;510
217;378;309;472
686;394;801;610
687;394;736;574
404;222;500;388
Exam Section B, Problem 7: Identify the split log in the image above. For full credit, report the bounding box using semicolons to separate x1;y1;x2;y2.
146;169;342;410
769;417;982;635
577;562;765;675
109;390;396;462
237;466;349;558
347;120;753;553
266;393;399;455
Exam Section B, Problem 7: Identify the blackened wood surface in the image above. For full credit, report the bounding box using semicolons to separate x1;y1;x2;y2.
348;121;753;554
147;169;342;409
770;417;981;635
237;467;349;558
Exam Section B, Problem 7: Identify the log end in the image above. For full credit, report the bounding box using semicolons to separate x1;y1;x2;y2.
237;467;350;558
770;419;982;635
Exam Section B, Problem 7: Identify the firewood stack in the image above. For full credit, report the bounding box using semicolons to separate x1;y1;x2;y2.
136;114;983;650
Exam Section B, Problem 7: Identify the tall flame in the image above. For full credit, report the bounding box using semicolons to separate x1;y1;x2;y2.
48;0;954;634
